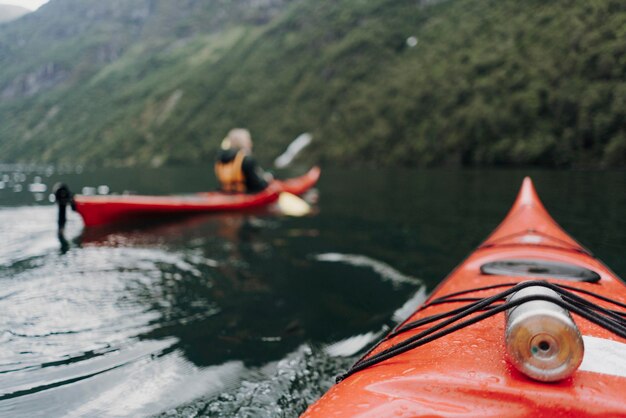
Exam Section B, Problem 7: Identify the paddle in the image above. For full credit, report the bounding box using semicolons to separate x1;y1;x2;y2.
274;133;312;168
273;133;313;217
277;191;311;217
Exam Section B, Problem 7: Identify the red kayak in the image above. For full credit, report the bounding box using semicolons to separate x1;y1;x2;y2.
74;167;320;227
303;177;626;417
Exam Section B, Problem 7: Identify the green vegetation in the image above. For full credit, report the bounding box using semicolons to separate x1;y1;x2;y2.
0;0;625;168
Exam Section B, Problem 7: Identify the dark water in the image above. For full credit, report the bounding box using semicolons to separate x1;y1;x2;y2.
0;164;624;417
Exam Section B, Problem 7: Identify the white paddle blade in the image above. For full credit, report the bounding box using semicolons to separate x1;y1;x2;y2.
274;133;313;168
278;192;311;217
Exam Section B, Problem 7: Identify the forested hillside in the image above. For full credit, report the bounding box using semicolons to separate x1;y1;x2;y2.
0;0;624;167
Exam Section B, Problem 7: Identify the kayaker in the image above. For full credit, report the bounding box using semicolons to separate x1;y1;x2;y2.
215;128;271;193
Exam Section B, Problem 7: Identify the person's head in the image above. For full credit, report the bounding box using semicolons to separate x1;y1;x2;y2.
222;128;253;152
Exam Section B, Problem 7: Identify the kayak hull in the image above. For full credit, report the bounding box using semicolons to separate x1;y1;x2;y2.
303;177;626;418
74;167;320;227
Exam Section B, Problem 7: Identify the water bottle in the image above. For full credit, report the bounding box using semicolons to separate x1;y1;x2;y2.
505;285;584;382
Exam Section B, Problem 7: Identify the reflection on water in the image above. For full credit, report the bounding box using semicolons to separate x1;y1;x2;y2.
315;252;423;287
0;166;625;417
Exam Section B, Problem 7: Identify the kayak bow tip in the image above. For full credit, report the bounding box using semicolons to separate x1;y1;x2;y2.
517;176;542;208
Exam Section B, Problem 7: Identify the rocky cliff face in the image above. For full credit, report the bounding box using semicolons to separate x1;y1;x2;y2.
1;62;68;99
0;0;295;98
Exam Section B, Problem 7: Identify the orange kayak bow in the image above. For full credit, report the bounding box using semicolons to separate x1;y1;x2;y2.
303;177;626;417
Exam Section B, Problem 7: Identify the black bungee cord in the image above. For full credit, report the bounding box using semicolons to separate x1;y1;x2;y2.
336;280;626;383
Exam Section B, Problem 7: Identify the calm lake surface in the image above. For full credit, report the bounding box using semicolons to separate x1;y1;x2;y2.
0;165;624;417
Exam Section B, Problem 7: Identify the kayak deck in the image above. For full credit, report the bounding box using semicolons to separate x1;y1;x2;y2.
74;167;320;227
303;177;626;417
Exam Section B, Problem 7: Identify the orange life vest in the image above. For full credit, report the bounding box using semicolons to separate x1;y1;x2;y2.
215;150;247;193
